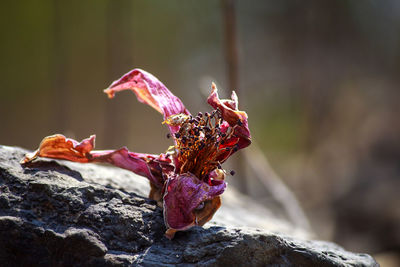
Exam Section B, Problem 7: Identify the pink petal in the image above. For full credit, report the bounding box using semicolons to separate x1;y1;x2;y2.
90;149;167;188
104;68;190;134
162;173;226;231
207;84;251;161
21;134;167;188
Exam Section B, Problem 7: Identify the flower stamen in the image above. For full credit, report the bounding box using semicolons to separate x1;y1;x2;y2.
165;110;235;180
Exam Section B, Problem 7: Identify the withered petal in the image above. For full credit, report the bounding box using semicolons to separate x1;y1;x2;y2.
162;173;226;231
21;134;95;164
104;68;190;134
207;83;251;161
21;134;166;189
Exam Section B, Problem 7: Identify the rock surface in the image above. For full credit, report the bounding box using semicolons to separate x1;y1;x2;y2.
0;145;378;266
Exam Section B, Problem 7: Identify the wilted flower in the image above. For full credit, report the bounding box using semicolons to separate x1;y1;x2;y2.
22;69;251;239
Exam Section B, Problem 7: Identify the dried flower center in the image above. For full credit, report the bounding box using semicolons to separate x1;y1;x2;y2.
167;110;237;180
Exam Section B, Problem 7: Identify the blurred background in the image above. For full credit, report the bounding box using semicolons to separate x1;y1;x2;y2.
1;0;399;265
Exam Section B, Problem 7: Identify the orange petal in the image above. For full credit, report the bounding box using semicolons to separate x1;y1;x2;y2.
21;134;169;190
21;134;94;164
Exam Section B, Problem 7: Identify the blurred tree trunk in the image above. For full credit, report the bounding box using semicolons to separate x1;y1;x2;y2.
221;0;248;194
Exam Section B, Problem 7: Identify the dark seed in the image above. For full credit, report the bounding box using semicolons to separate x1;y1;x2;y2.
166;133;171;139
230;170;235;176
237;119;243;126
175;133;181;138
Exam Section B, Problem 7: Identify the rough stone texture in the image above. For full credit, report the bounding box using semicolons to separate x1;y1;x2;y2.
0;145;378;266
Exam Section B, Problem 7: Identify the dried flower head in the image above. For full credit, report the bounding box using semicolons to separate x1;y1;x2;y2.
21;68;251;239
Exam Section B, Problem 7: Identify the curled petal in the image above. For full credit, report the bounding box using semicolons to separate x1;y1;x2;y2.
21;134;167;189
207;83;246;127
162;173;226;236
207;83;251;161
104;68;190;134
21;134;95;164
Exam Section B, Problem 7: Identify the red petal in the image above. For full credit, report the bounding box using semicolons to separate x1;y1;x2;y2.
162;173;226;231
207;84;251;161
104;68;190;134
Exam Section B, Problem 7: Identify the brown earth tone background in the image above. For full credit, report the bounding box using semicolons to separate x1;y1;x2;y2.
1;1;399;265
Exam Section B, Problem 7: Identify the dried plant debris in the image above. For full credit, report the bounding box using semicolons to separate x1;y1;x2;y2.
21;68;251;239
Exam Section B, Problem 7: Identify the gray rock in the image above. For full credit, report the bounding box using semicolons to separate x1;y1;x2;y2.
0;145;378;266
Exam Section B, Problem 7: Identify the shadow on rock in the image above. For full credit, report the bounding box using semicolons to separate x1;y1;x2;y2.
22;160;84;182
